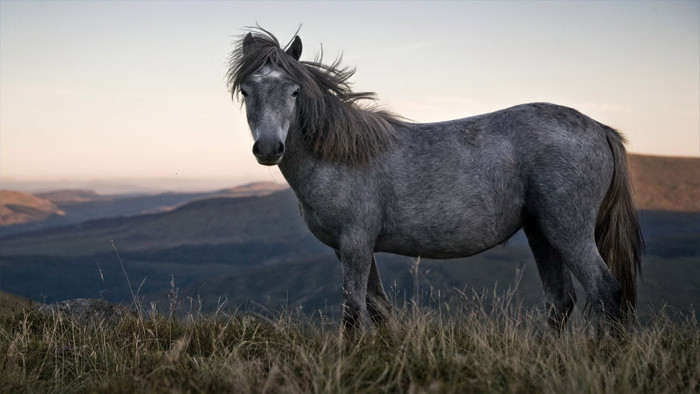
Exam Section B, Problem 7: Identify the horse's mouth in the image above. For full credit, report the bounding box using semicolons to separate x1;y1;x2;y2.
256;157;283;166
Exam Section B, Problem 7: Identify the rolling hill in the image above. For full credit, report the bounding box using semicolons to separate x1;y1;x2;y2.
0;290;39;316
0;182;287;237
36;189;107;204
628;154;700;211
0;191;65;226
0;190;308;257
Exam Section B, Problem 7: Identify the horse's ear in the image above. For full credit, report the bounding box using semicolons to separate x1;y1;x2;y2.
286;36;302;60
242;32;254;54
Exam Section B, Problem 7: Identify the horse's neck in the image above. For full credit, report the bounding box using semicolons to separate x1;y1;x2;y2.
277;125;317;191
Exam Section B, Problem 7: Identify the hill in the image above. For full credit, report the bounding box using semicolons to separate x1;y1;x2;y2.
0;290;38;316
0;189;309;256
212;182;287;197
629;154;700;211
36;189;106;204
0;191;65;226
0;182;286;237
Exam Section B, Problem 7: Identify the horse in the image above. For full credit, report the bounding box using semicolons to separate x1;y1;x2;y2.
226;29;643;330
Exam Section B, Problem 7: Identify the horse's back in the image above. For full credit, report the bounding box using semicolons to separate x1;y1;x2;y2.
375;103;614;258
402;102;615;191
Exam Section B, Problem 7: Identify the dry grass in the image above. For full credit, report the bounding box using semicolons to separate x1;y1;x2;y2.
0;291;39;317
1;291;698;393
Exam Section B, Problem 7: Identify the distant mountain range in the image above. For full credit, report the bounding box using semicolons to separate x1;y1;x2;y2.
0;182;287;236
36;189;107;204
0;189;313;257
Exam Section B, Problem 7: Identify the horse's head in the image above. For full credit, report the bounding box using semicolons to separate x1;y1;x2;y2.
229;29;397;165
238;33;303;166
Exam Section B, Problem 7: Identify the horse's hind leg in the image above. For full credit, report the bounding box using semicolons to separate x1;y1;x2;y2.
532;218;623;323
366;256;391;325
560;241;623;322
524;223;577;329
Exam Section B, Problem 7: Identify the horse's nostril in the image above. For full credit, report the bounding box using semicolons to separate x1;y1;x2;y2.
275;142;285;155
252;142;261;156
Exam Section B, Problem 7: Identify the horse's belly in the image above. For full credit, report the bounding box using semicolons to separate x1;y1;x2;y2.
375;203;523;258
376;230;512;259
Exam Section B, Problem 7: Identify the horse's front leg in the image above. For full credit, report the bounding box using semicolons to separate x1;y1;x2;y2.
366;256;391;325
335;251;392;326
337;235;373;330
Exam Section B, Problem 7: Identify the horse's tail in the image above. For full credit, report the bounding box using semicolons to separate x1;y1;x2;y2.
595;124;644;317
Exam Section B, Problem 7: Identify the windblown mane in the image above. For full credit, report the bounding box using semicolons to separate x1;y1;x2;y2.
226;28;403;165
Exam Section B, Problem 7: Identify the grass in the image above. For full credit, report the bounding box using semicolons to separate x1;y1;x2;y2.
0;291;39;317
1;291;698;394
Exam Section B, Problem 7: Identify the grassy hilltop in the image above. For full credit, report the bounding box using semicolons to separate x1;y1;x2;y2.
1;295;698;393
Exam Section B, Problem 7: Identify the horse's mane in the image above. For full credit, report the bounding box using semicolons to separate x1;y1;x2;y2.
226;28;404;165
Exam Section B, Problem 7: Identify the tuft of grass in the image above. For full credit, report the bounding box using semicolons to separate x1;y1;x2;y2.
0;295;698;393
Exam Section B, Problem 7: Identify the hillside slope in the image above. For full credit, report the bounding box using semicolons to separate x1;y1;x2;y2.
0;290;38;316
0;191;65;226
629;154;699;211
36;189;106;204
0;190;308;256
0;182;287;236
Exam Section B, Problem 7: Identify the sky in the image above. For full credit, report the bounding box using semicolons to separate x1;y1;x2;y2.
1;1;698;193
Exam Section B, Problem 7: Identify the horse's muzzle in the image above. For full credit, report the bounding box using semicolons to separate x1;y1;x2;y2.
252;139;284;166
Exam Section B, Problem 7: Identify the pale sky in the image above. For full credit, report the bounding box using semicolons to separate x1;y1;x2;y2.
1;1;698;193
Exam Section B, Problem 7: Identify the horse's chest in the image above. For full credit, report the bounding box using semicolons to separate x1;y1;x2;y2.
298;202;341;249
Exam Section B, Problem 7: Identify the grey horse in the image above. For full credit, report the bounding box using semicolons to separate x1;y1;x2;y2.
227;29;643;329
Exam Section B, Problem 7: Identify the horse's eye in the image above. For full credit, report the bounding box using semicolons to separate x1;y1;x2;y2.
240;89;248;97
292;90;299;97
